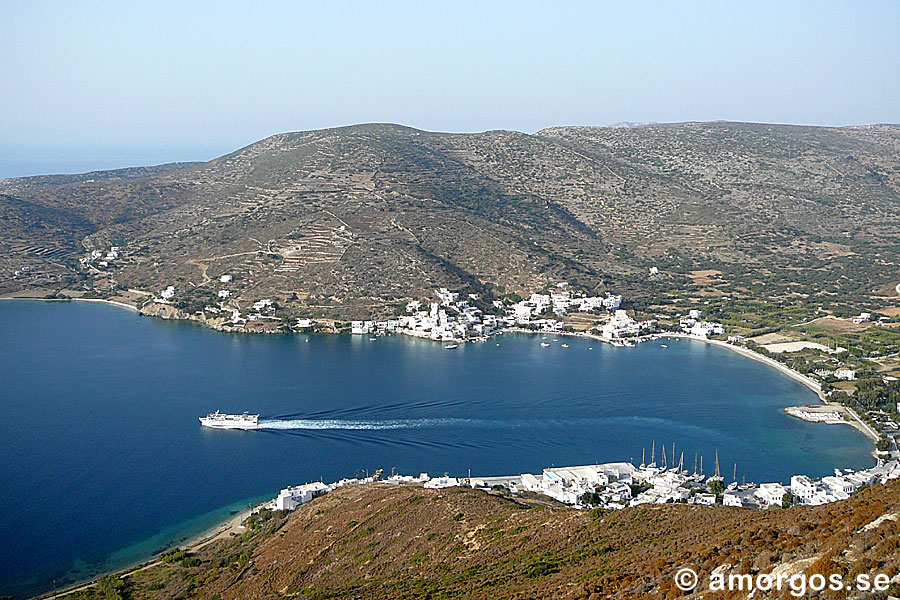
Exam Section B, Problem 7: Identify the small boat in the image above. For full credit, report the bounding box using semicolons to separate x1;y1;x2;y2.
588;347;593;350
561;343;569;348
540;342;550;347
660;344;668;348
369;337;377;341
444;343;458;349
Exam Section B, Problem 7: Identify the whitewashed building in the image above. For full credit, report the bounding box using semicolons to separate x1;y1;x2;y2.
834;369;857;381
275;482;329;510
790;475;817;503
755;483;787;507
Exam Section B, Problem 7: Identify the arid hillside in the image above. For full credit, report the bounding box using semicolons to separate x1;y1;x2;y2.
2;122;899;323
62;481;900;600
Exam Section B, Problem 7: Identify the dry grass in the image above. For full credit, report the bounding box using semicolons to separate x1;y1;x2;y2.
806;316;872;334
74;480;900;600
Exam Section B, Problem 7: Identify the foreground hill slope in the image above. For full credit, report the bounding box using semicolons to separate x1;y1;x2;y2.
65;481;900;599
2;122;899;322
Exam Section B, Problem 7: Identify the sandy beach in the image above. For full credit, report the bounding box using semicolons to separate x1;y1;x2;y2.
0;294;140;313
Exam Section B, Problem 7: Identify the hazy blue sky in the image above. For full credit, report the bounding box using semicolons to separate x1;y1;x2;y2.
1;1;898;176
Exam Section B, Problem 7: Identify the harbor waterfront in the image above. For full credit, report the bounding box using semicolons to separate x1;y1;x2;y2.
0;300;877;598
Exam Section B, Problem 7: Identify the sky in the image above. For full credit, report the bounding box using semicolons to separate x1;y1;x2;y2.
1;1;899;177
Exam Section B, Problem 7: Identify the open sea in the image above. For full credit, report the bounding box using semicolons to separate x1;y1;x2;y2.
0;300;875;597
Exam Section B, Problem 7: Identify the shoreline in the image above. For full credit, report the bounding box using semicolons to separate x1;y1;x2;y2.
35;504;257;600
657;332;881;445
0;295;140;313
662;333;825;398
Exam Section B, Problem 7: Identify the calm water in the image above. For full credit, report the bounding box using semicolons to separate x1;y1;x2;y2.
0;300;874;597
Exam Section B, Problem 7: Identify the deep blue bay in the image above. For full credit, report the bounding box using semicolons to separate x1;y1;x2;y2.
0;299;875;597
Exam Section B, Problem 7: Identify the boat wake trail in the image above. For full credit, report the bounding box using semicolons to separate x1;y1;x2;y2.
258;417;477;430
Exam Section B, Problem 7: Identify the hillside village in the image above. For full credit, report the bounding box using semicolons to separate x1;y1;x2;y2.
267;450;900;517
140;270;725;346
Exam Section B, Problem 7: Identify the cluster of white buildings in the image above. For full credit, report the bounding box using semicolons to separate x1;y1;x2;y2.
263;455;900;520
269;472;440;512
154;270;281;325
524;464;637;507
811;367;857;381
270;474;381;511
834;368;857;381
787;473;860;506
507;287;622;324
346;286;640;343
747;467;894;508
80;246;120;268
679;310;725;338
147;280;726;345
600;309;656;341
466;457;900;511
159;285;176;302
358;288;501;341
350;300;500;342
342;285;732;345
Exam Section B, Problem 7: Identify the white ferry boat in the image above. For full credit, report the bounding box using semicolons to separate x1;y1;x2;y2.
199;410;259;430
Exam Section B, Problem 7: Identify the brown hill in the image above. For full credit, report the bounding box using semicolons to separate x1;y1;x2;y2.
63;481;900;600
2;122;899;322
